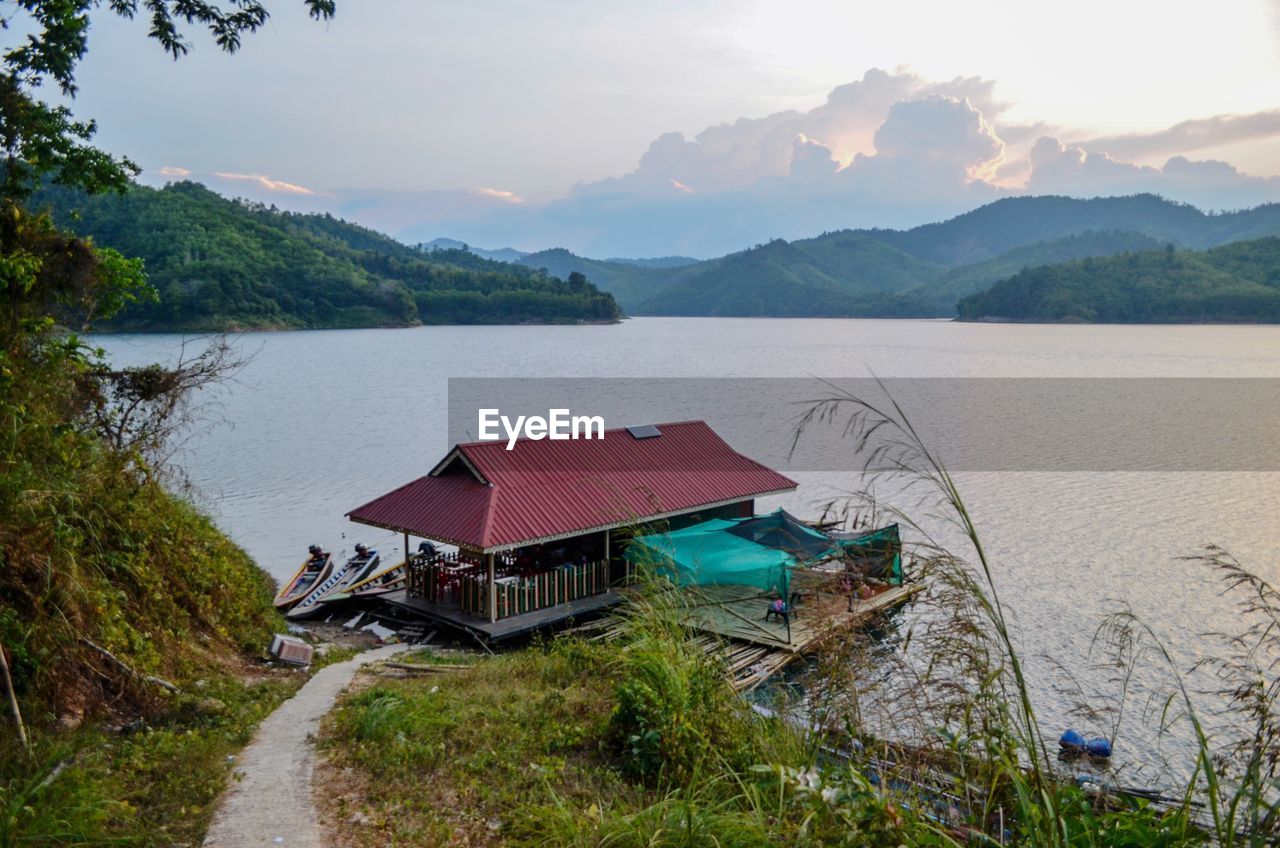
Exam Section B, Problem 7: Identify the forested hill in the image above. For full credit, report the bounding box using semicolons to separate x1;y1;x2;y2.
517;195;1280;318
874;194;1280;265
957;237;1280;323
33;182;621;330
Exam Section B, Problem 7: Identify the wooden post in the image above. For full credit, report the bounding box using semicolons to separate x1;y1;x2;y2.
403;531;410;567
487;553;497;622
0;643;28;753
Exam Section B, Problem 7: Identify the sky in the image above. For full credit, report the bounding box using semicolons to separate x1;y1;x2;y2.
27;0;1280;256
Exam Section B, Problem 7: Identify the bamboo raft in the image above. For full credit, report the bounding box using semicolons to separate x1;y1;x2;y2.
578;582;925;691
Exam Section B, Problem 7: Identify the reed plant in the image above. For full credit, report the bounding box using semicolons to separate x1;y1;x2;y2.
786;378;1274;846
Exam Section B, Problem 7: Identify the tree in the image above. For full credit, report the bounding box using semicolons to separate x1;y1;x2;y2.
1;1;339;347
2;0;337;203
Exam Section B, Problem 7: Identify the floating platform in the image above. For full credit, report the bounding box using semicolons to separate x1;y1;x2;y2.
577;582;925;691
683;583;925;690
380;588;625;643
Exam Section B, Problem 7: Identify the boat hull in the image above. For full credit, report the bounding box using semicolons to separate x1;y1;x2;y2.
273;555;335;610
285;551;383;619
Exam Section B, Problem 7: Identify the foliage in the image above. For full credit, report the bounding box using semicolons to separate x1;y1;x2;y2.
875;194;1280;265
606;587;757;785
33;181;622;329
0;673;302;847
322;639;639;846
915;229;1165;313
0;334;284;713
1;0;334;201
635;237;942;318
0;194;283;766
0;4;355;846
518;248;695;313
957;236;1280;322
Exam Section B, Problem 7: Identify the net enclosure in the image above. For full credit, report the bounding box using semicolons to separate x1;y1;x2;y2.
625;509;902;596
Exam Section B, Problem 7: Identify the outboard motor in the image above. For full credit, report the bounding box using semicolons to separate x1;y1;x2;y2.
418;540;438;557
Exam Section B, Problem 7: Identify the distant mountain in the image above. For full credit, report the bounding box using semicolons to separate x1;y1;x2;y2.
636;234;944;317
957;237;1280;323
910;230;1167;312
36;182;620;330
63;186;1280;328
419;237;528;263
604;255;699;268
875;194;1280;265
517;248;700;312
602;195;1280;318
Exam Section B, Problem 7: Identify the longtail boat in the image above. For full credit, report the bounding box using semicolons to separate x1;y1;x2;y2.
273;551;335;610
286;547;382;620
318;560;407;606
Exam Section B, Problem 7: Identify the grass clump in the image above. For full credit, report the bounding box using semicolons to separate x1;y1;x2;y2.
323;638;640;846
1;672;303;847
606;589;758;786
323;609;937;847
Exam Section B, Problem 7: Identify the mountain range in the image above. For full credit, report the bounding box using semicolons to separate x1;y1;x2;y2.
33;184;1280;328
35;182;621;330
504;195;1280;318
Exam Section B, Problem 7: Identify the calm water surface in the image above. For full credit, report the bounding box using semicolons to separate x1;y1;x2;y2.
96;318;1280;779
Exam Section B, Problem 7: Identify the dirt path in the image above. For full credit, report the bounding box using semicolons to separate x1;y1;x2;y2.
203;643;409;848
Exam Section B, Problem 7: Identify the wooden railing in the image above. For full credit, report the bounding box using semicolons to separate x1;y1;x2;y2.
407;551;506;601
409;553;611;621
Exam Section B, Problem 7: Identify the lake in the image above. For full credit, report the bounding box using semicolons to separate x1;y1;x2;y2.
95;317;1280;780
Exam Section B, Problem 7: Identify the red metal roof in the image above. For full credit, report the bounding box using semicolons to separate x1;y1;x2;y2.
347;420;797;552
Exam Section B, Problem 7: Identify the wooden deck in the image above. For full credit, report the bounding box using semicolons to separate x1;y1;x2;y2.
381;588;624;642
688;583;925;690
577;582;925;691
682;583;922;651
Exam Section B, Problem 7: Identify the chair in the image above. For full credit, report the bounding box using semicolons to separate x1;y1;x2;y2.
764;598;790;626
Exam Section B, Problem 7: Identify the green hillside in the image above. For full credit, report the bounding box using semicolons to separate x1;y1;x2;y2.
52;185;1280;325
957;237;1280;323
34;182;621;330
875;194;1280;265
520;235;947;317
518;247;699;312
635;238;938;317
526;195;1280;319
913;229;1166;311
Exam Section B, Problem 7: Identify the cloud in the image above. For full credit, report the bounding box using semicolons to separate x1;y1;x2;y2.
155;165;191;178
1027;137;1280;210
789;134;839;181
872;95;1004;176
1027;137;1155;194
581;67;1004;196
211;172;320;196
1078;109;1280;161
471;187;525;203
158;68;1280;257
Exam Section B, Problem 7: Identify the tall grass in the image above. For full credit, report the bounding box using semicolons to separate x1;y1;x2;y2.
789;378;1276;845
1096;547;1280;846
